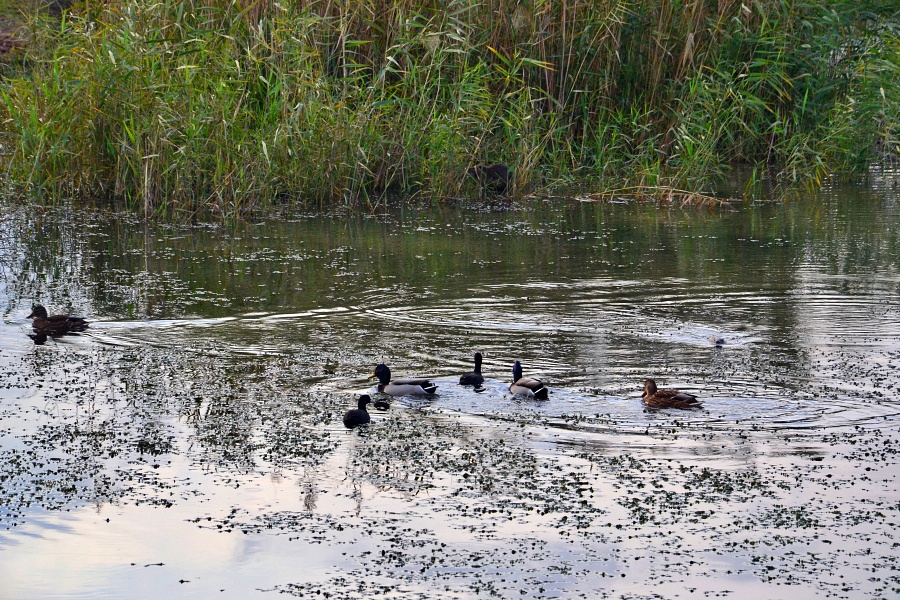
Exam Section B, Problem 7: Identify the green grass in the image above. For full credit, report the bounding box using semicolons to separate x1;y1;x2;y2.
0;0;897;218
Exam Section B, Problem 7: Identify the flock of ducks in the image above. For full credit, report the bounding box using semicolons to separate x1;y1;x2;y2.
343;352;704;428
21;305;704;429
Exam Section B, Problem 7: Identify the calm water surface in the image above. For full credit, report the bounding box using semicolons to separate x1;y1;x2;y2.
1;178;899;599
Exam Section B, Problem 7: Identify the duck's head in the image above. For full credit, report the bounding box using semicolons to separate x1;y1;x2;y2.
512;360;523;382
370;364;391;384
358;394;373;409
642;379;658;397
27;304;48;319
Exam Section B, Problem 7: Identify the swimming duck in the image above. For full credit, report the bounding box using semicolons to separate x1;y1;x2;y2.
343;395;373;428
509;361;548;399
642;379;702;409
467;163;512;196
459;352;485;386
370;364;437;396
27;304;89;336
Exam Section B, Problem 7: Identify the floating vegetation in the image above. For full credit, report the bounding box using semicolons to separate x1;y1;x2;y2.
579;186;734;208
2;194;900;597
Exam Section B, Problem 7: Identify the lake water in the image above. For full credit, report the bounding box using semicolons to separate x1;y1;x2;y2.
1;177;899;599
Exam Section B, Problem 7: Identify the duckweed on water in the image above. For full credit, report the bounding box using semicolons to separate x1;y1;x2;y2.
5;336;898;597
3;195;900;598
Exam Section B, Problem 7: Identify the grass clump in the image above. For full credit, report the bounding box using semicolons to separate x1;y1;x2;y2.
0;0;897;218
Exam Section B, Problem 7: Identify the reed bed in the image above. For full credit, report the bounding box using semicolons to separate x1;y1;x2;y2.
0;0;896;217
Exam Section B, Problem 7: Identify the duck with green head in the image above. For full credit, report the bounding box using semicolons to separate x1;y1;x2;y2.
509;361;548;399
370;364;437;396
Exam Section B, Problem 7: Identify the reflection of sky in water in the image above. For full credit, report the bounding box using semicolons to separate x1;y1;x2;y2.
2;187;900;599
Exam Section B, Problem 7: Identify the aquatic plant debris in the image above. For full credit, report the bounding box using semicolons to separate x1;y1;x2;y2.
1;193;900;598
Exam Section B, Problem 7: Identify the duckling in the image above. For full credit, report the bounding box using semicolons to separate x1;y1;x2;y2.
370;364;437;396
459;352;485;386
467;163;512;196
27;304;89;336
509;361;548;399
642;379;702;409
343;395;373;428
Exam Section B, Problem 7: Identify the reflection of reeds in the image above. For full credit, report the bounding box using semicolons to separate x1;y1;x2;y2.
0;0;896;217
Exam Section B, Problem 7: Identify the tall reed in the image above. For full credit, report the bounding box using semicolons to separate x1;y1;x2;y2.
0;0;896;217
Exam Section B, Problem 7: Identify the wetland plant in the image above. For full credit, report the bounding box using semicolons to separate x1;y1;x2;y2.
0;0;895;217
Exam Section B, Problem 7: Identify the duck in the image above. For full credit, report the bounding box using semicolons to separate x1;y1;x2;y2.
642;379;703;409
27;304;89;336
343;395;373;428
370;363;437;396
509;361;548;399
459;352;485;386
467;163;512;196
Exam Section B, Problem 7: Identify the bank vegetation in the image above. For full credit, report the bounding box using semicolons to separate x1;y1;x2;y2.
0;0;897;217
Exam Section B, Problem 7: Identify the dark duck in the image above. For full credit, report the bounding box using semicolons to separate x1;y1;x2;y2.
467;163;512;197
343;395;373;428
459;352;485;386
27;304;89;336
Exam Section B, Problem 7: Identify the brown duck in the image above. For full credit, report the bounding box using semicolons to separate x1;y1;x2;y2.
642;379;702;409
27;304;89;336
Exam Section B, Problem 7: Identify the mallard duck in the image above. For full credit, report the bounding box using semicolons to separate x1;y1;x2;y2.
459;352;485;386
509;361;548;399
467;163;512;196
343;395;373;428
642;379;702;409
370;364;437;396
27;304;89;336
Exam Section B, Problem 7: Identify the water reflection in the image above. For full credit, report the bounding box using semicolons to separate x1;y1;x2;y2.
3;192;900;427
